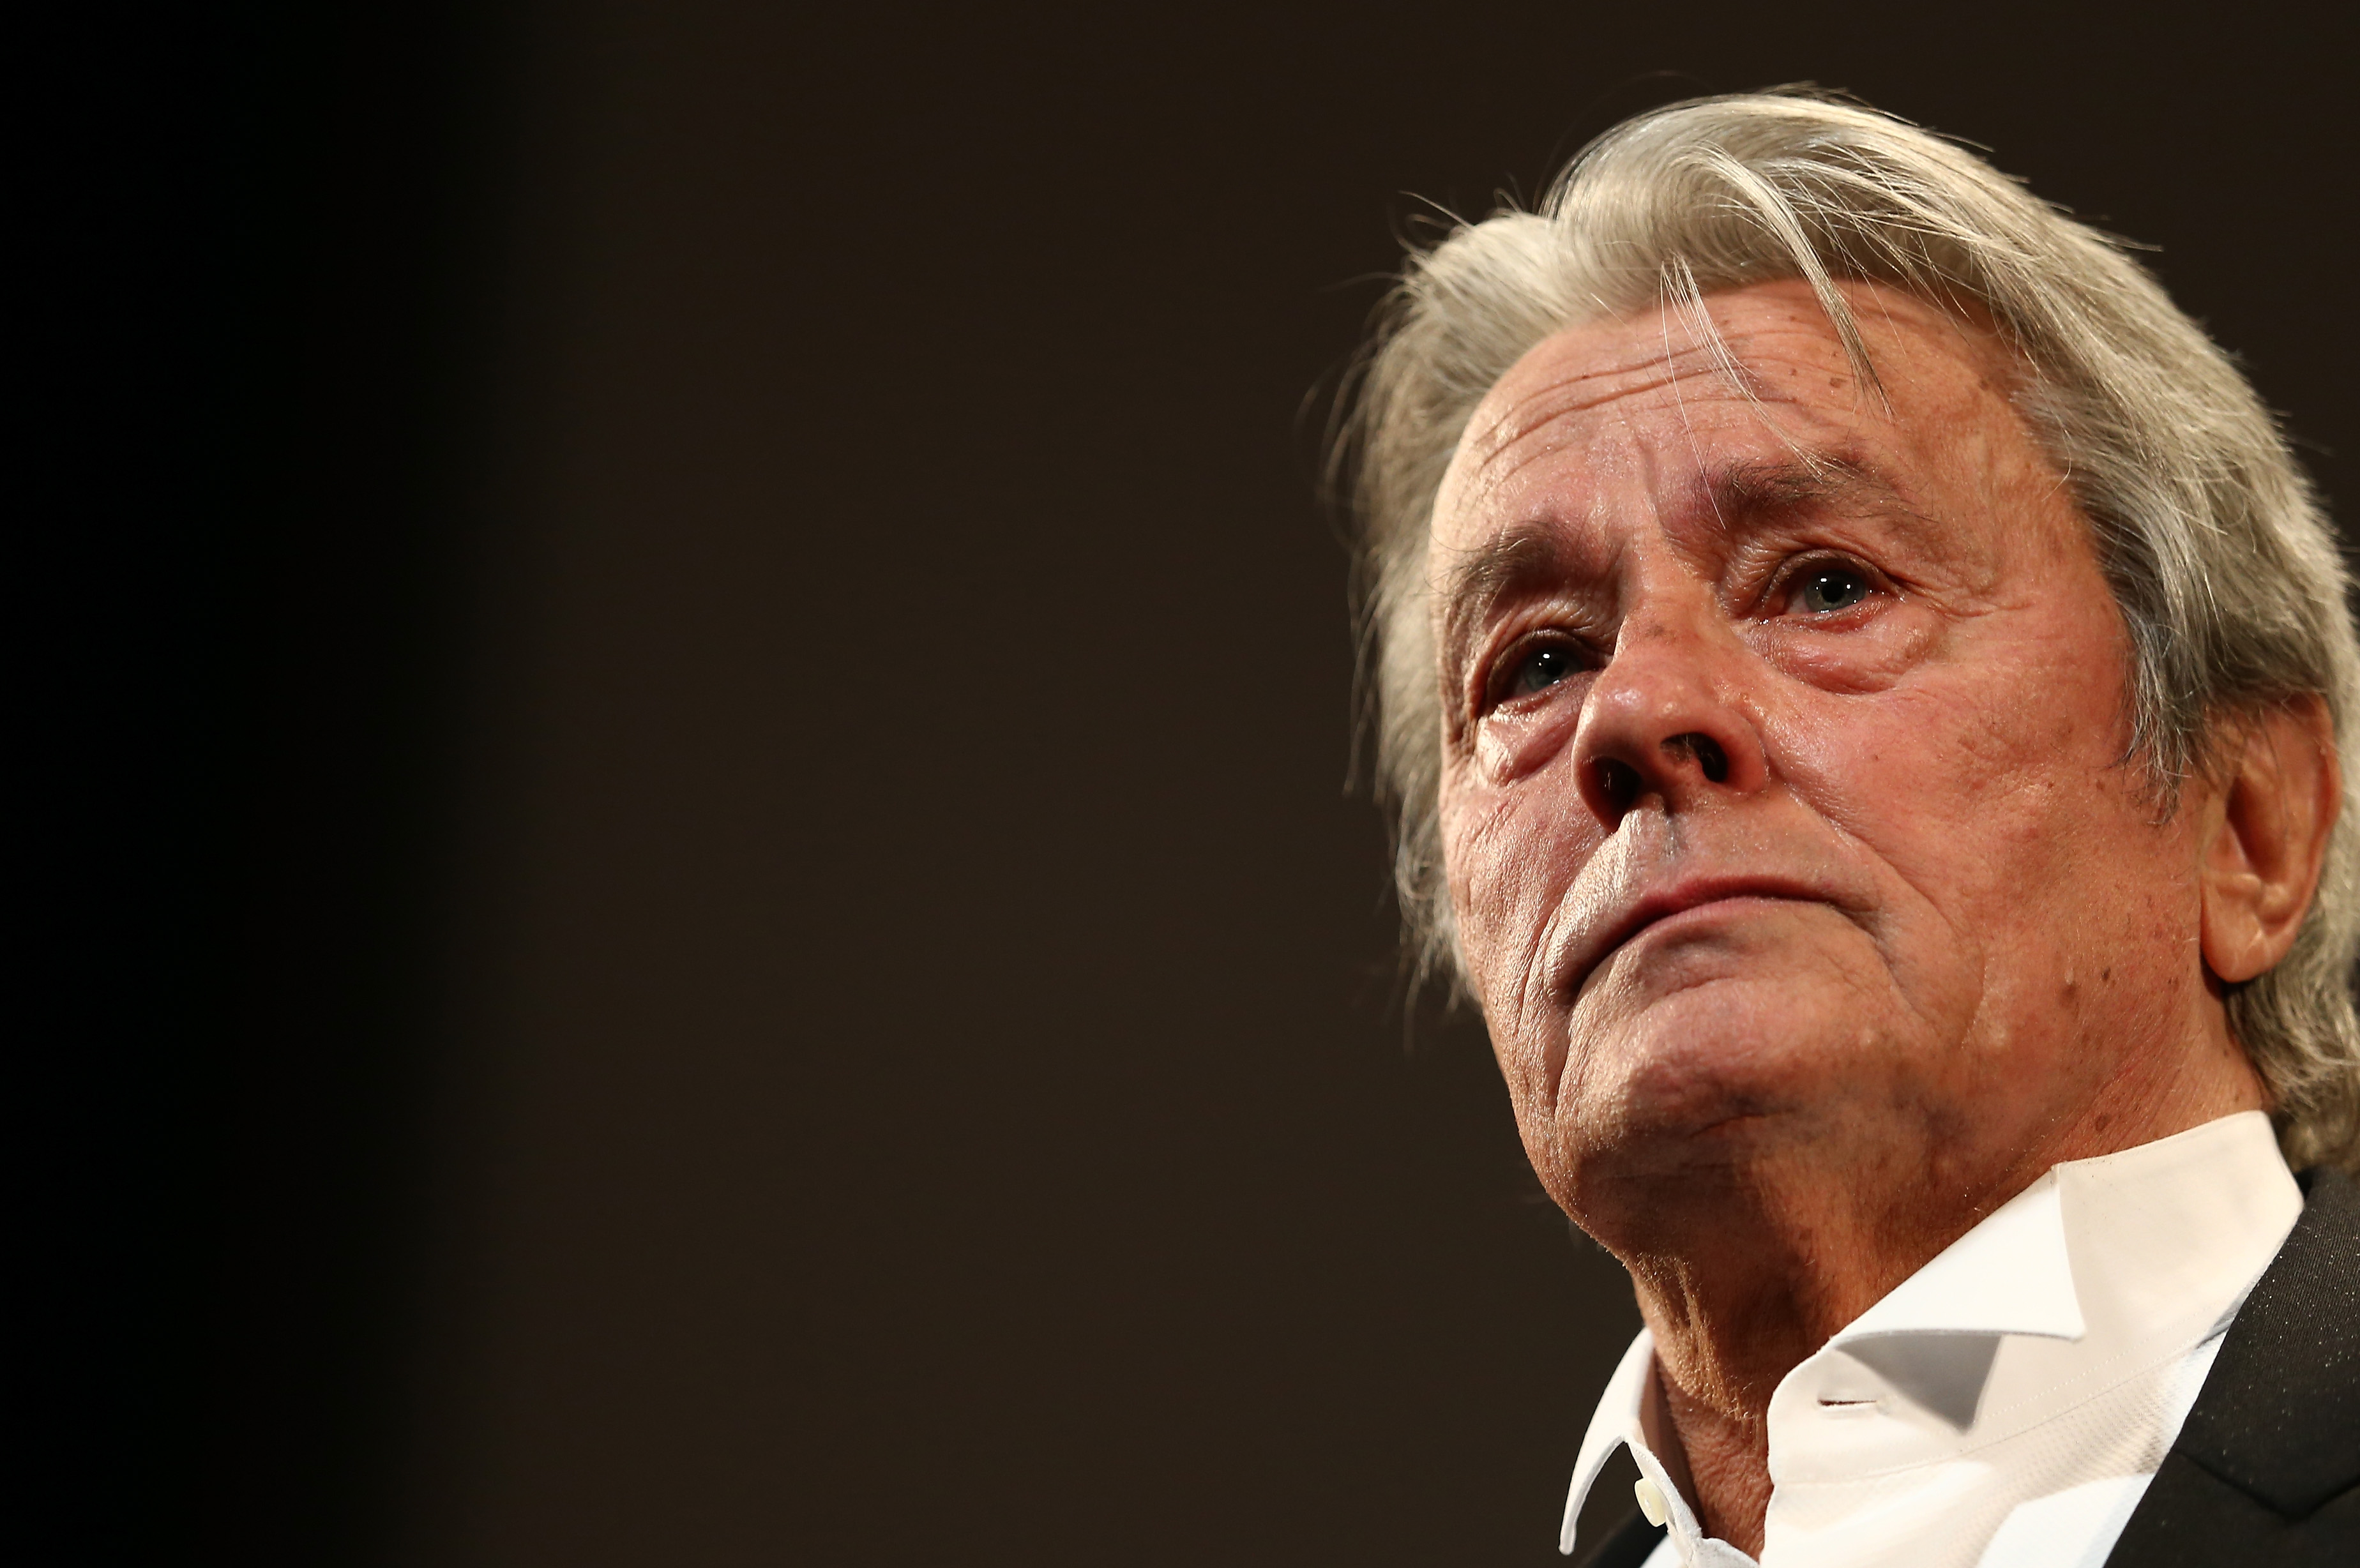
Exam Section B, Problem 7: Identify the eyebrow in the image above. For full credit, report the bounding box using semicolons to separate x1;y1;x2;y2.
1433;449;1917;682
1698;451;1907;528
1435;524;1582;691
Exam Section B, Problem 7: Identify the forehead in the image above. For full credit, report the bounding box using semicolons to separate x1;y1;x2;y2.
1432;280;2026;552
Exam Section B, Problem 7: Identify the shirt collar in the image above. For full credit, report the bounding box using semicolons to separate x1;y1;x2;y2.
1833;1170;2083;1345
1561;1327;1713;1559
1561;1330;1658;1557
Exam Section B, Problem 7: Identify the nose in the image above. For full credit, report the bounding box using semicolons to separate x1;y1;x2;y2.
1573;608;1769;827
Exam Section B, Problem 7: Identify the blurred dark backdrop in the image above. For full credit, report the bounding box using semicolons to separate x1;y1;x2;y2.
24;3;2359;1564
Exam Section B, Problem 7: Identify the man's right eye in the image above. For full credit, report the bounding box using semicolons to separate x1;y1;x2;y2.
1506;644;1578;697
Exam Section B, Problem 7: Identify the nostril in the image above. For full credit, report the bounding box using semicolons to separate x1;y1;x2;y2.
1596;758;1642;815
1672;732;1729;783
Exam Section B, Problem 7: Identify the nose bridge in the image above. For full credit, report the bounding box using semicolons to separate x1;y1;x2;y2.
1576;563;1764;821
1605;554;1725;708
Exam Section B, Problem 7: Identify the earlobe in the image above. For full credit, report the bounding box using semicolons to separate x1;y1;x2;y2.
2197;698;2340;984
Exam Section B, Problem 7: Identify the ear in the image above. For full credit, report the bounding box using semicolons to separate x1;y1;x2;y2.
2198;697;2341;984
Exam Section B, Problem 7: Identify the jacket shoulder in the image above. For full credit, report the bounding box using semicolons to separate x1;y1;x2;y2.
2105;1165;2360;1565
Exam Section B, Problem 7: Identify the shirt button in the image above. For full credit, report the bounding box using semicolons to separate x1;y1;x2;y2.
1635;1475;1670;1527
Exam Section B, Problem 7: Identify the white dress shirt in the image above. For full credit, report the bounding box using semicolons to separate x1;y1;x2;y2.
1559;1112;2302;1568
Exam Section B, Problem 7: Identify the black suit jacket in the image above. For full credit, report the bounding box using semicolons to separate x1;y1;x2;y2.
1575;1166;2360;1568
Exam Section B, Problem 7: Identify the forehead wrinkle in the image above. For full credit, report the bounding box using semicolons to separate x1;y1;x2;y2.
1459;354;1693;488
1470;361;1683;462
1455;331;1824;520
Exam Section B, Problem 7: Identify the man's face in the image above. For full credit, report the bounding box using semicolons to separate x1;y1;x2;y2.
1431;280;2216;1255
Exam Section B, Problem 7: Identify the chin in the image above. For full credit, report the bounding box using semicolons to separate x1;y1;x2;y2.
1557;974;1868;1171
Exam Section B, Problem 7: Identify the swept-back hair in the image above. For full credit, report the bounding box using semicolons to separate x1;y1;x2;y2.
1338;91;2360;1172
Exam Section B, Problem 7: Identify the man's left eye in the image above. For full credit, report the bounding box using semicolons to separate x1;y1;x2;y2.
1795;567;1872;614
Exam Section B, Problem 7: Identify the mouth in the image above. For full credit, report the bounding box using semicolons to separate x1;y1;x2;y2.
1559;875;1834;1000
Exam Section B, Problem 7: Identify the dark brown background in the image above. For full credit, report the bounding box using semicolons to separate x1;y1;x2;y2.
25;3;2359;1565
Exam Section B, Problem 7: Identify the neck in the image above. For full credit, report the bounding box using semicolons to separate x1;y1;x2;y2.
1601;1030;2268;1556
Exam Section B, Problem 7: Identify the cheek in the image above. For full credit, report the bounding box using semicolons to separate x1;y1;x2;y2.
1787;688;2074;884
1441;764;1601;1018
1776;661;2188;986
1445;693;1592;1021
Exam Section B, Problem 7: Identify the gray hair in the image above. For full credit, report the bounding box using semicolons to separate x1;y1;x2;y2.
1339;91;2360;1173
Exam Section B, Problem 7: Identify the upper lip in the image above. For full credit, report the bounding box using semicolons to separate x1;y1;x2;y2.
1555;872;1836;1000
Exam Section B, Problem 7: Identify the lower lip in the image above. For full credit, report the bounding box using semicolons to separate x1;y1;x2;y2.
1571;896;1823;1002
1621;894;1815;951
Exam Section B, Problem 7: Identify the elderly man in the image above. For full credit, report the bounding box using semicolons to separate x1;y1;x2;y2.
1342;94;2360;1567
